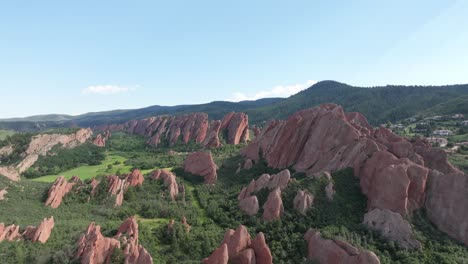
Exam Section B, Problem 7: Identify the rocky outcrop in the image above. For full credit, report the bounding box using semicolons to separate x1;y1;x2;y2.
241;104;379;174
237;170;290;218
425;171;468;246
18;128;93;174
0;128;93;181
239;195;259;216
0;217;54;243
241;104;468;245
22;217;55;244
184;151;217;184
293;190;314;214
0;188;7;200
203;225;272;264
115;217;154;264
0;223;21;242
304;229;380;264
45;176;81;208
203;120;221;148
97;112;249;149
363;209;421;250
126;169;144;187
77;218;153;264
93;134;106;147
76;222;121;264
0;165;20;181
262;188;284;222
357;150;429;215
0;145;13;157
203;243;228;264
221;112;249;144
107;175;129;206
252;232;273;264
151;169;179;200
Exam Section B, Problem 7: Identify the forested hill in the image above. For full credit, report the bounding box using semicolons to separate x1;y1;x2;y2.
245;81;468;125
1;81;468;131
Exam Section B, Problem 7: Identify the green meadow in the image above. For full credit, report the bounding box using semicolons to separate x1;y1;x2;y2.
32;152;159;183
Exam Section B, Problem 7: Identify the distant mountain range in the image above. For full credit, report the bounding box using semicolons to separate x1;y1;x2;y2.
2;80;468;131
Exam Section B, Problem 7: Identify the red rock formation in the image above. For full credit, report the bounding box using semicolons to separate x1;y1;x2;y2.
184;151;217;184
204;226;272;264
304;229;380;264
293;190;314;214
1;217;55;243
238;170;290;218
22;217;55;244
126;169;144;187
77;218;153;264
357;150;429;215
240;104;467;245
203;243;229;264
203;120;222;148
107;175;129;206
262;188;284;221
425;171;468;246
363;209;421;250
115;217;153;264
93;134;106;147
266;169;290;190
90;178;100;197
239;195;259;216
151;169;179;200
241;104;380;174
45;176;81;208
76;222;121;264
252;232;273;264
0;224;21;242
221;112;249;145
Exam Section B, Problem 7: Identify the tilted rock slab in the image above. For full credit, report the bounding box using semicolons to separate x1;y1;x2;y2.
304;229;381;264
0;217;54;244
184;151;217;184
151;169;179;200
203;225;272;264
363;209;421;250
45;176;81;208
76;217;153;264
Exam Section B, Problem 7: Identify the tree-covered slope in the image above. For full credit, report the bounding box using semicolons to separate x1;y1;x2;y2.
245;81;468;125
2;81;468;131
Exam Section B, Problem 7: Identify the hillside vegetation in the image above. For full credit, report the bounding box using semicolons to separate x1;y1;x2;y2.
1;81;468;131
0;133;467;263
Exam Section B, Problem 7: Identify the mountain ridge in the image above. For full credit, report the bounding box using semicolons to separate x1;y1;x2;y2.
1;80;468;131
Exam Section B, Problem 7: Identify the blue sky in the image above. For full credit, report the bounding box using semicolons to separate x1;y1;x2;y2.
1;0;467;118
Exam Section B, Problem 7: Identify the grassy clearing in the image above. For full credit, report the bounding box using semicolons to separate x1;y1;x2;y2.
32;152;161;183
32;153;132;182
0;130;15;140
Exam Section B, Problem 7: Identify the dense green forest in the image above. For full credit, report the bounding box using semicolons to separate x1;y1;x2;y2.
1;81;468;131
0;134;466;263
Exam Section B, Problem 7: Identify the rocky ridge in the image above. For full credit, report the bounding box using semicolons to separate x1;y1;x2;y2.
96;112;249;149
0;217;55;244
241;103;468;247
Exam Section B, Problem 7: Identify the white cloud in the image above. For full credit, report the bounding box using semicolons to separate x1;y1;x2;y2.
82;85;137;95
228;80;317;102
